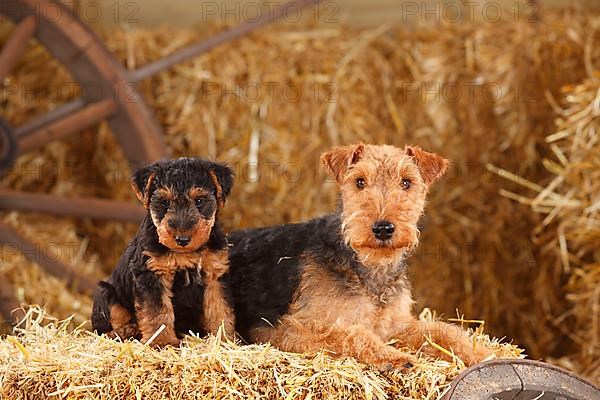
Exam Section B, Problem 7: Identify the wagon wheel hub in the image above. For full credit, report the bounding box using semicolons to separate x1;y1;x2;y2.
0;119;17;177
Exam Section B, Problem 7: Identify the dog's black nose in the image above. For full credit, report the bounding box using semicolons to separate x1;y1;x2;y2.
175;236;191;247
372;221;395;240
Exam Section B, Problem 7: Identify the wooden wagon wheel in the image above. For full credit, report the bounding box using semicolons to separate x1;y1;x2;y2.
442;359;600;400
0;0;319;326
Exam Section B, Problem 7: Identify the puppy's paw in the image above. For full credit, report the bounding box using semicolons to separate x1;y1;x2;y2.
105;324;140;341
144;333;181;349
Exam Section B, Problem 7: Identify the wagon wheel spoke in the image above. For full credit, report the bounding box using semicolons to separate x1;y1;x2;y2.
0;188;144;223
0;222;97;293
0;15;37;82
16;98;118;153
130;0;322;81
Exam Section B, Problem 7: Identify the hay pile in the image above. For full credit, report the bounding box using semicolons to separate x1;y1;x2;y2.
0;308;521;399
1;7;599;384
492;74;600;383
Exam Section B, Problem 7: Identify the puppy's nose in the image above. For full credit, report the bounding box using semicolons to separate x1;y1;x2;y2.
372;221;395;240
175;236;191;247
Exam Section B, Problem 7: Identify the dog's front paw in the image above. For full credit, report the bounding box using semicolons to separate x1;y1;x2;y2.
108;323;140;340
458;344;495;367
149;338;182;349
373;348;418;373
143;333;181;349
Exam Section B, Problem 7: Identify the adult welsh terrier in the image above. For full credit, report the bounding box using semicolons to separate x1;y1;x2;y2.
228;144;494;370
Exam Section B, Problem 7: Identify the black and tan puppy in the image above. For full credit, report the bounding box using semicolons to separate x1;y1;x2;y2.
229;144;495;369
92;157;235;347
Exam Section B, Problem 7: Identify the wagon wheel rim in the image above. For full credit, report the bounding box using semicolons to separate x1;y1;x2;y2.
442;359;600;400
1;0;168;169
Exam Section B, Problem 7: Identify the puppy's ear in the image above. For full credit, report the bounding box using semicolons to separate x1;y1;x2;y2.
320;143;365;184
131;164;157;208
405;145;449;186
209;162;234;207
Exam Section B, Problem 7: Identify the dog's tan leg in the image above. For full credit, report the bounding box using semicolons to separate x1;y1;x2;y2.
201;250;235;338
135;274;179;347
253;317;416;371
392;319;494;366
105;303;140;340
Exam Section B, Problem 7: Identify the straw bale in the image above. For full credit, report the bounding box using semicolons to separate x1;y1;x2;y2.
0;308;521;399
492;74;600;383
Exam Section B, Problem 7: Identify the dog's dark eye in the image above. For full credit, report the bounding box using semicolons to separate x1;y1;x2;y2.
159;199;170;209
356;178;366;190
401;178;412;190
195;198;203;208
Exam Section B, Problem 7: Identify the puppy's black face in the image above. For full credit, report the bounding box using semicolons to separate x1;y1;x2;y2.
132;158;234;253
149;185;217;252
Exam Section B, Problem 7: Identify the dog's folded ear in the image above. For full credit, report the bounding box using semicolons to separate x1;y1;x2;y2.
208;162;234;207
404;145;449;187
320;143;365;184
131;164;158;208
